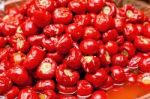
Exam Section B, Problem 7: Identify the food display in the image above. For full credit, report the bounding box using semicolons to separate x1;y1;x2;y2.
0;0;150;99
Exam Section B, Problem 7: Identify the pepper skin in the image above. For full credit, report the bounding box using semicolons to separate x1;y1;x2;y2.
53;7;72;24
36;57;57;79
56;64;80;87
134;36;150;52
23;46;45;70
6;66;31;86
85;69;108;88
18;88;39;99
0;76;12;94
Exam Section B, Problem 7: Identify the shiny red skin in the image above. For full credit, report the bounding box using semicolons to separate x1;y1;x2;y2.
42;37;57;53
57;84;76;94
94;13;114;32
5;86;19;99
101;76;114;91
0;76;12;94
2;23;17;36
128;54;143;70
124;23;139;41
66;23;84;41
64;48;82;70
81;56;100;73
111;66;126;85
87;0;104;13
138;56;150;72
68;0;87;14
21;18;38;37
88;13;96;25
102;2;116;17
58;94;78;99
116;36;125;46
83;26;101;40
99;45;111;66
32;10;51;27
136;24;143;35
85;69;108;88
112;54;128;67
0;48;10;61
23;46;45;70
9;33;30;52
9;52;26;66
2;15;22;36
80;39;99;55
27;5;37;17
123;5;144;23
0;60;8;75
134;36;150;52
56;64;80;87
77;80;93;96
6;66;31;86
47;52;64;64
120;42;135;58
43;24;65;37
0;59;12;72
34;0;56;12
0;37;7;48
73;14;91;26
18;88;39;99
56;34;73;54
35;80;55;91
41;90;57;99
105;41;119;56
137;73;150;89
126;73;137;83
102;29;118;43
143;23;150;38
57;0;70;7
90;90;108;99
36;57;57;79
28;34;46;46
53;7;72;24
114;18;126;33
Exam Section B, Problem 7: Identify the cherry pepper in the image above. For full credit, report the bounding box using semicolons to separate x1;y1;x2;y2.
34;0;56;13
35;80;55;91
36;57;57;80
81;56;100;73
5;86;19;99
87;0;104;13
18;88;39;99
77;80;93;98
0;76;12;94
57;84;77;94
9;33;30;52
56;64;80;87
64;48;82;70
102;2;116;17
23;46;45;70
39;90;57;99
68;0;87;14
6;66;31;86
56;34;73;55
85;68;108;88
20;18;38;37
134;36;150;52
94;13;114;32
32;9;51;28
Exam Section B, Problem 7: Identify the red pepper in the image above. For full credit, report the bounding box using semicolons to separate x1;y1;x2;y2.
36;57;57;79
18;88;39;99
23;46;45;70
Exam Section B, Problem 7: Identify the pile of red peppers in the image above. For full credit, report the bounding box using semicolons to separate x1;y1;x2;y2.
0;0;150;99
